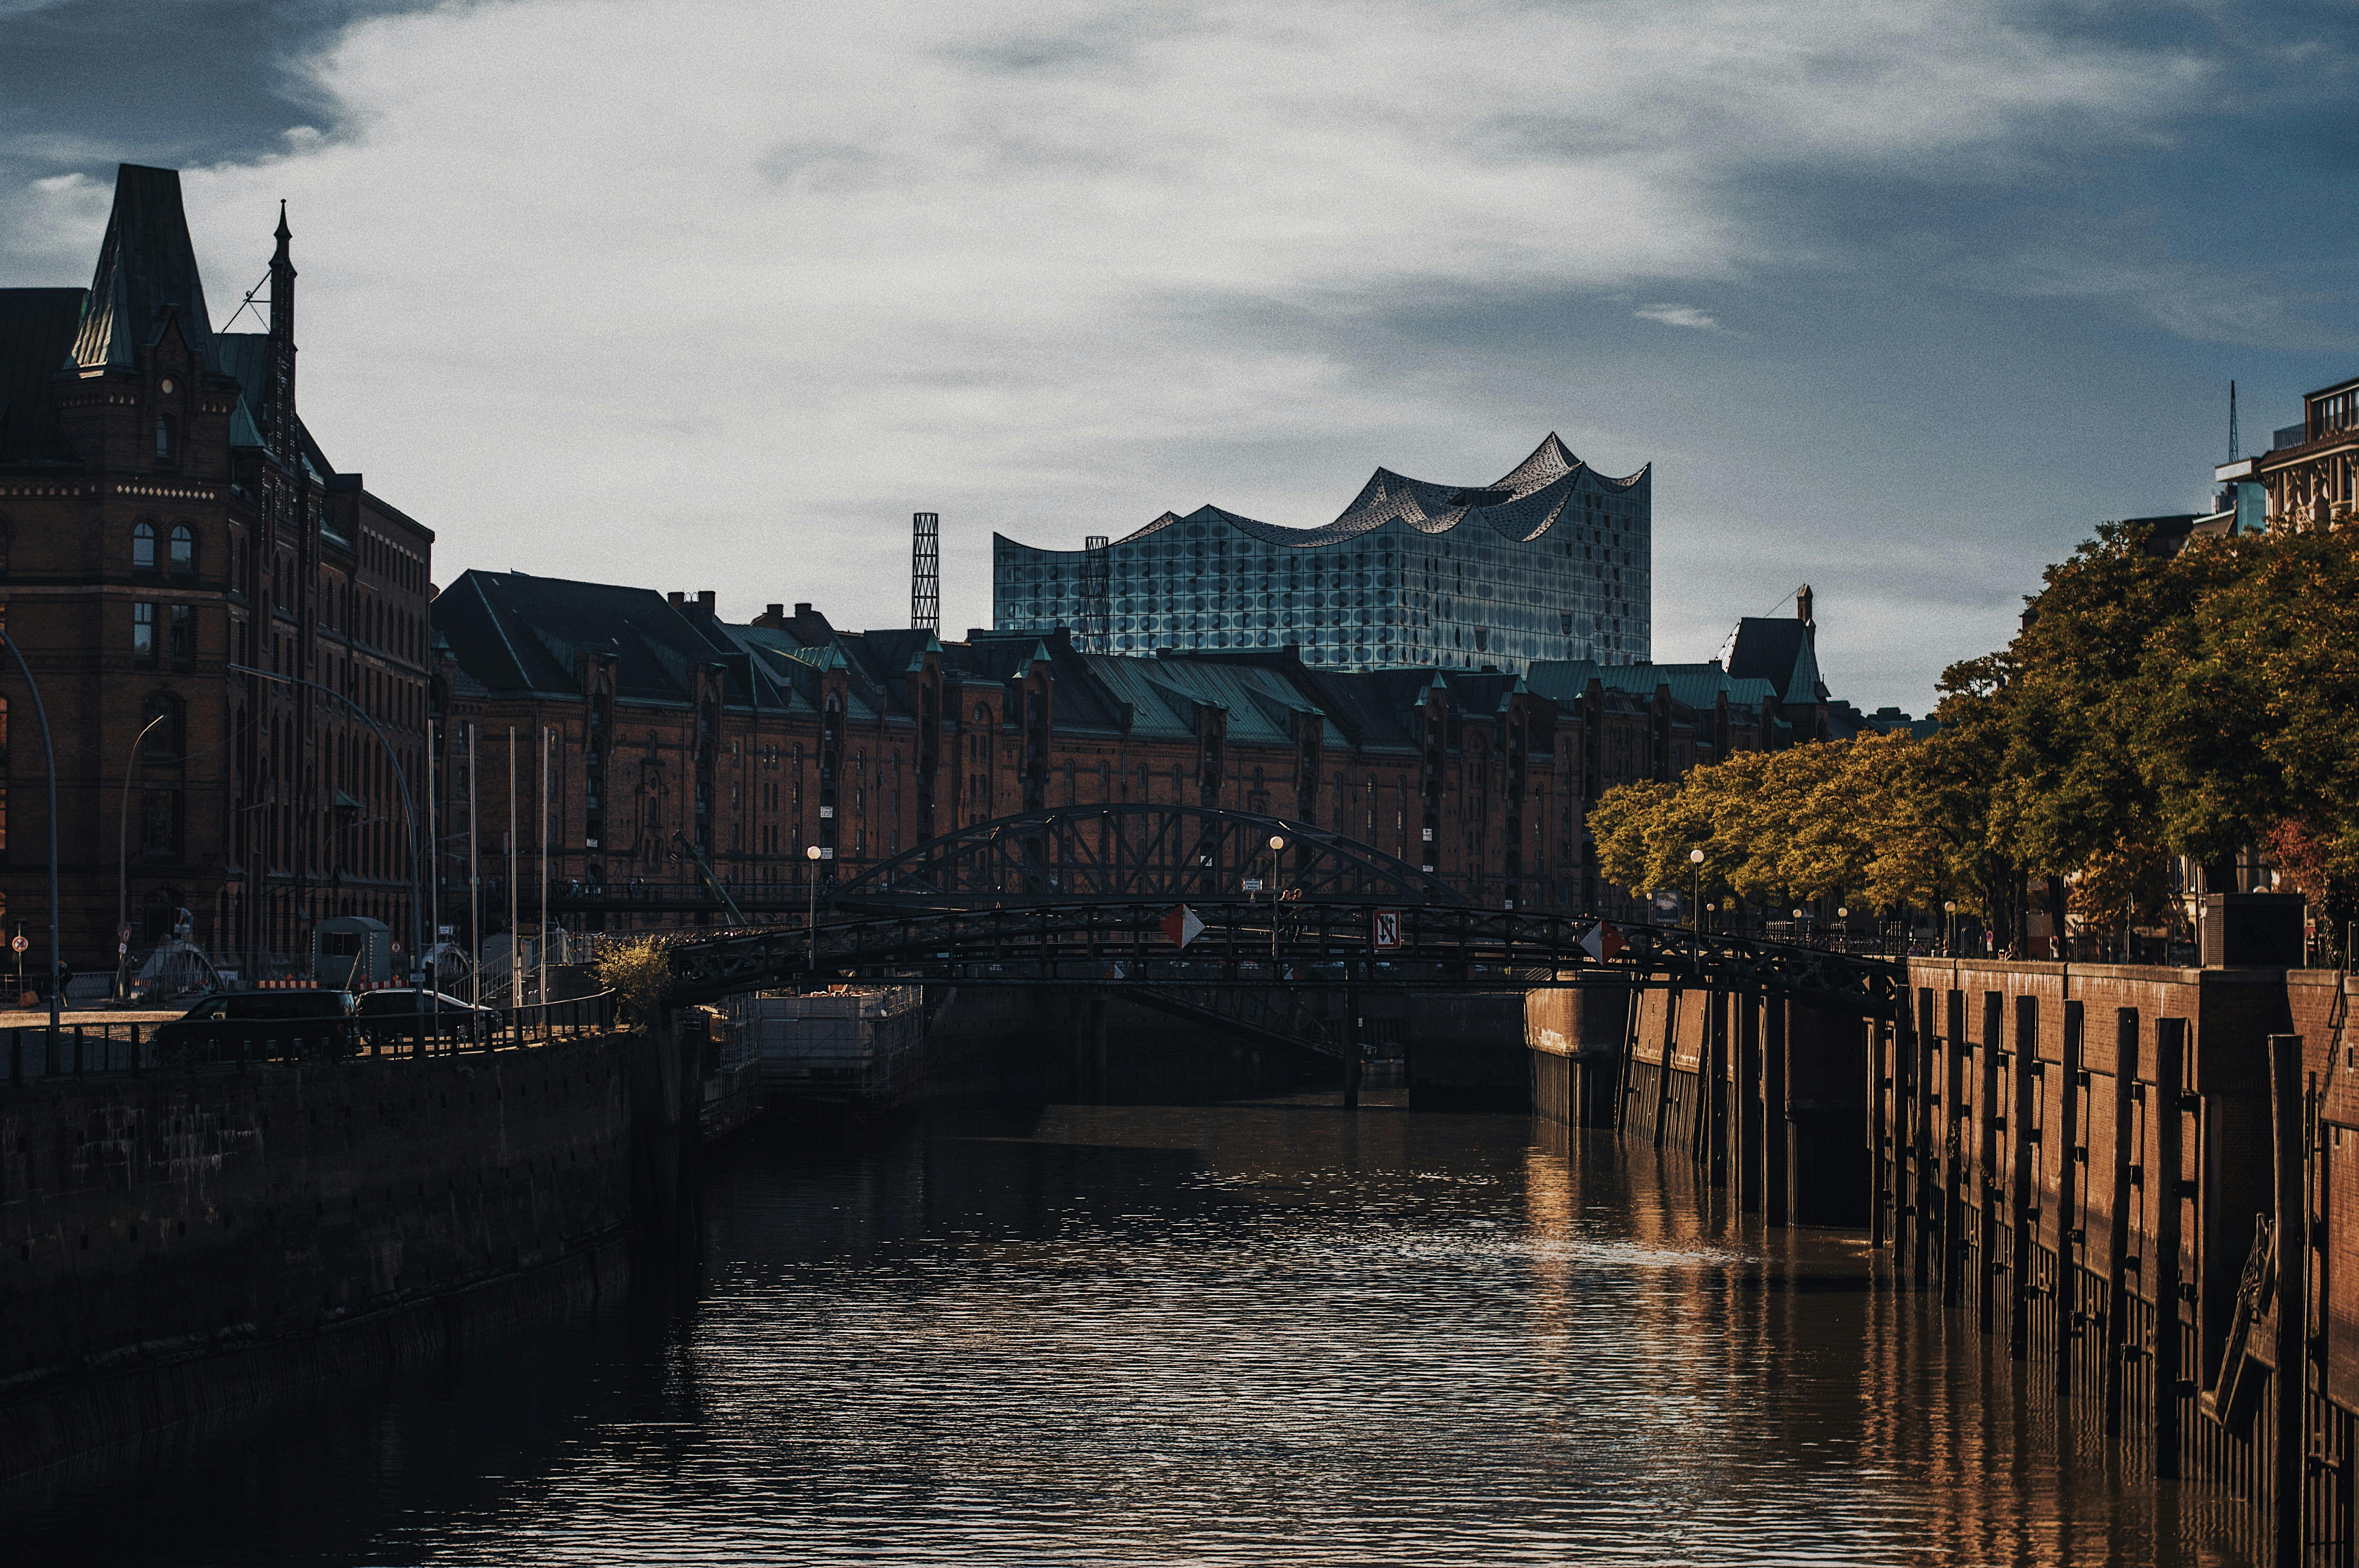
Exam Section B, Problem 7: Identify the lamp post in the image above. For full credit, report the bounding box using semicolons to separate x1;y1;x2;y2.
1688;847;1705;934
116;708;170;996
231;664;425;982
1944;899;1957;957
805;843;823;976
0;628;61;1051
1267;834;1287;967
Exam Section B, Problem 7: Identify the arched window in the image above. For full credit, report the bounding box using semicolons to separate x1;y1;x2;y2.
140;691;184;760
169;524;194;576
131;522;156;572
154;416;174;459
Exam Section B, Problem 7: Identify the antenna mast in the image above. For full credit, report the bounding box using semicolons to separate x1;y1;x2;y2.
2229;379;2239;462
911;512;940;632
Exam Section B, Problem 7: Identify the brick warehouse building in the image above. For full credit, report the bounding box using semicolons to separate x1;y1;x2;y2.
428;573;1851;941
0;165;434;978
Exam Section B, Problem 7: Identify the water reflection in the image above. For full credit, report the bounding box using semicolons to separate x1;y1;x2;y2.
6;1097;2252;1566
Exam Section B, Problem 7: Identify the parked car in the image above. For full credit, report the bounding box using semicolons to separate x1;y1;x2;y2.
354;988;503;1036
151;988;361;1066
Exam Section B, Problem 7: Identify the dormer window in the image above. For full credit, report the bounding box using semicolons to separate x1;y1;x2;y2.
155;416;174;459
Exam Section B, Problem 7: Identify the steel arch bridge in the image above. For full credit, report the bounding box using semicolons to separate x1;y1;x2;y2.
834;804;1464;909
662;898;1902;1014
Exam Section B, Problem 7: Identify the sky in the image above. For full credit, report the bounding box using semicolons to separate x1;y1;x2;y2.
4;0;2356;713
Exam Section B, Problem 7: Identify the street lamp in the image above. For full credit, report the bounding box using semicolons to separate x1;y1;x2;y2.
1688;847;1705;933
1267;834;1287;966
1944;899;1957;957
116;708;170;996
805;844;823;975
0;628;62;1051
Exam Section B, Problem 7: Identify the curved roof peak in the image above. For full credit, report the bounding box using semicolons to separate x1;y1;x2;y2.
1492;432;1579;495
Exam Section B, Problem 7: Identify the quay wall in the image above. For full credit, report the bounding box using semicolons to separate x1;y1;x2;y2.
1872;960;2359;1567
0;1029;692;1479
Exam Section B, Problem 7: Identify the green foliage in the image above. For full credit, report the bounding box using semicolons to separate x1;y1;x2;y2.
593;936;676;1028
1584;524;2359;946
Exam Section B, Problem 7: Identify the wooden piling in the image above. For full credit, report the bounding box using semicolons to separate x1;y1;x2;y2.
1977;990;2003;1334
2155;1014;2186;1479
2056;1000;2082;1398
1942;989;1968;1308
2104;1007;2139;1437
1871;1011;1892;1251
2271;1033;2305;1568
1733;996;1763;1214
2010;994;2038;1361
1914;1002;1938;1287
1765;997;1790;1228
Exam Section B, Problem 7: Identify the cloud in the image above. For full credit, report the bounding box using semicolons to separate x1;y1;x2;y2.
1635;304;1721;331
5;0;2354;710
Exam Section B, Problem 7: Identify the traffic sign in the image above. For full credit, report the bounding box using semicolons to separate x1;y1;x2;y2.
1159;904;1205;949
10;935;26;955
1370;909;1401;951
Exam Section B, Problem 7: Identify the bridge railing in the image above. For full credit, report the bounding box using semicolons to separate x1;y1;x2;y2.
2;992;621;1084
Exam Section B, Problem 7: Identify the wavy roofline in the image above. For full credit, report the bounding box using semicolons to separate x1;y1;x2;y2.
996;434;1649;554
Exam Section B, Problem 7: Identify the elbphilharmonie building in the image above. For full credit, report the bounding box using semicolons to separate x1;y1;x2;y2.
990;434;1650;670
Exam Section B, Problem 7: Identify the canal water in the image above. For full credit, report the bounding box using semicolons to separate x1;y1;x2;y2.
10;1093;2255;1566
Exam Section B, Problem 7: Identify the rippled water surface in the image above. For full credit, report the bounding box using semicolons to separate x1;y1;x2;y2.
11;1095;2255;1566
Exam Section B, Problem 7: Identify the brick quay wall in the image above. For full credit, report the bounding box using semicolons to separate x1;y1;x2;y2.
0;1028;696;1480
1529;958;2359;1565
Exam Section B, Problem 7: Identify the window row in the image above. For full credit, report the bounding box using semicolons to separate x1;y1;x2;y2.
131;603;196;670
131;522;198;576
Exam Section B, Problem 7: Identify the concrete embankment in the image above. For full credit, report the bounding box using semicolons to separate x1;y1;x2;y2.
0;1027;696;1480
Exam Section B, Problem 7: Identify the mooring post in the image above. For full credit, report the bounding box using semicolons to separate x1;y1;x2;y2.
1942;989;1968;1307
1977;991;2004;1334
1703;989;1728;1184
2154;1015;2187;1479
2270;1034;2306;1568
1765;997;1790;1228
2056;1000;2083;1399
1343;992;1363;1111
1914;990;1939;1287
2008;994;2038;1361
2103;1007;2139;1437
1651;987;1680;1149
1870;1010;1892;1252
1734;995;1763;1214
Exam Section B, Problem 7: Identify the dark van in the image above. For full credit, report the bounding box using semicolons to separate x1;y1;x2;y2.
151;988;361;1066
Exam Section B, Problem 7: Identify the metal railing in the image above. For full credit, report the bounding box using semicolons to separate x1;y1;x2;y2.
3;991;621;1084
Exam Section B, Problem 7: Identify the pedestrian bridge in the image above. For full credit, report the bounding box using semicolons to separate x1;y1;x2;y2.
660;806;1900;1014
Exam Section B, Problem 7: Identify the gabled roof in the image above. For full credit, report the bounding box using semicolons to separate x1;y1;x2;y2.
1091;433;1649;552
73;165;215;371
0;287;87;463
1525;658;1780;713
1718;619;1826;705
434;570;794;710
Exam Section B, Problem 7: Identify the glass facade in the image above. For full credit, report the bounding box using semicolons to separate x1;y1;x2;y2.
992;436;1650;670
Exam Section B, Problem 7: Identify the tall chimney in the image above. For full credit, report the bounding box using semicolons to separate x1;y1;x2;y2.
911;512;940;633
696;590;715;615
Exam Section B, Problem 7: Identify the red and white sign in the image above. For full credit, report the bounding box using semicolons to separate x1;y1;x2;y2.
1578;920;1625;963
1160;904;1206;949
1370;909;1402;951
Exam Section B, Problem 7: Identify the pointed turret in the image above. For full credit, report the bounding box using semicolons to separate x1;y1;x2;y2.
72;165;214;370
266;199;298;454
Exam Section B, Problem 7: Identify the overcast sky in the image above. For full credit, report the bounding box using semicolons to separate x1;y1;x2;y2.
5;0;2354;711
